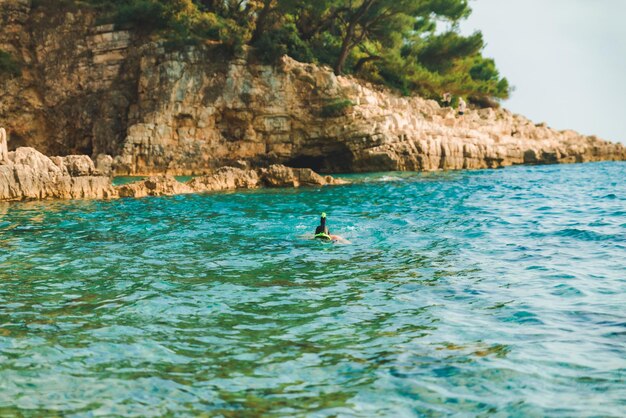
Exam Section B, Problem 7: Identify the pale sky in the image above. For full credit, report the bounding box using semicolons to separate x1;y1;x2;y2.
462;0;626;144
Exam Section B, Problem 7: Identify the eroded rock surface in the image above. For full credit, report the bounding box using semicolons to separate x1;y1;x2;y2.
98;50;626;174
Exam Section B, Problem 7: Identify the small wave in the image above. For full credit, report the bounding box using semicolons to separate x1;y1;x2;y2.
502;310;544;325
551;284;584;297
588;220;610;227
554;228;615;242
531;228;620;242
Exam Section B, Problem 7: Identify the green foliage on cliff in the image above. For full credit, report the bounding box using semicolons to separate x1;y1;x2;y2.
0;50;20;78
75;0;510;106
113;0;168;33
253;23;315;65
320;98;354;117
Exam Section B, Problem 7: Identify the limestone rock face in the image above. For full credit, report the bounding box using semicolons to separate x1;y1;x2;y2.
110;52;625;174
0;147;116;201
0;1;136;156
91;50;626;174
1;1;624;175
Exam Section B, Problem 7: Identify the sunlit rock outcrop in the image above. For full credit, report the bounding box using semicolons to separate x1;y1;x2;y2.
0;146;115;201
116;175;194;198
260;164;348;188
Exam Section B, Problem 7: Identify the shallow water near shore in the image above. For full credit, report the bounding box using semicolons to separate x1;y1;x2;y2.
0;162;625;416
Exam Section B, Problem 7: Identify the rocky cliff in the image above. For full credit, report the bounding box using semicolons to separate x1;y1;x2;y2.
1;0;624;177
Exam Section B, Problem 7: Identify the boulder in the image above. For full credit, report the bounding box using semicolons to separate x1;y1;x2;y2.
62;155;98;176
10;147;62;174
260;164;348;187
96;154;114;176
188;167;260;192
116;176;194;198
0;147;116;201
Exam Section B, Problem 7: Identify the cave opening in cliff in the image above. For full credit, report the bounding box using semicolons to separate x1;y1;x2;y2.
288;148;354;174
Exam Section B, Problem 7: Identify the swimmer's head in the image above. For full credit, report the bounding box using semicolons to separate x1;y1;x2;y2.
316;212;329;235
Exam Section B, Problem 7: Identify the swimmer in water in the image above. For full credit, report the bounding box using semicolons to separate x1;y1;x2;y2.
314;213;349;243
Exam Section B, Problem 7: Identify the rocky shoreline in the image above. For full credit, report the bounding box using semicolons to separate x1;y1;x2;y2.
0;137;346;202
2;133;623;203
115;163;347;199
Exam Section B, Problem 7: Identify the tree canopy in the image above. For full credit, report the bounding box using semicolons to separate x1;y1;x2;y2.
75;0;511;105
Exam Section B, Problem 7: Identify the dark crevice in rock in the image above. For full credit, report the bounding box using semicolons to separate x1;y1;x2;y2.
288;151;354;174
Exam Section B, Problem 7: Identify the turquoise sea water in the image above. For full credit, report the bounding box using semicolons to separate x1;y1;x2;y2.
0;162;625;417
